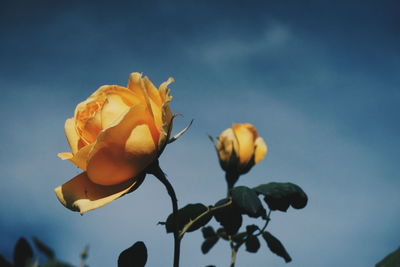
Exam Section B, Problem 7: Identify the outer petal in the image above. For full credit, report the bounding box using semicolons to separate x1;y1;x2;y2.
232;124;257;164
217;128;238;164
127;73;160;144
254;137;267;164
54;172;145;214
64;118;80;154
58;143;94;170
87;105;157;185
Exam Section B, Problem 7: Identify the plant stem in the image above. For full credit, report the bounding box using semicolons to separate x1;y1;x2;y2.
147;161;180;267
179;199;233;239
225;172;239;197
230;240;238;267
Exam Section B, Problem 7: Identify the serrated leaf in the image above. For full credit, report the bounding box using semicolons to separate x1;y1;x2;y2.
201;236;219;254
213;199;242;235
231;186;263;217
202;226;216;239
13;237;33;267
254;182;308;211
245;235;260;253
32;237;55;259
262;232;292;263
165;203;212;233
118;242;147;267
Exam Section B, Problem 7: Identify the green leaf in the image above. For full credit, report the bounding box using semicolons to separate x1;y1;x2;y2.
118;242;147;267
245;235;260;253
32;237;55;260
246;225;259;235
262;231;292;263
0;255;13;267
201;236;219;254
216;228;229;241
13;237;33;267
202;226;216;239
376;247;400;267
232;232;247;244
231;186;263;217
165;203;212;233
213;199;242;235
254;182;308;211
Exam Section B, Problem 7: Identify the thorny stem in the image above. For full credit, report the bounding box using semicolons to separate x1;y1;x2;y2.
147;161;180;267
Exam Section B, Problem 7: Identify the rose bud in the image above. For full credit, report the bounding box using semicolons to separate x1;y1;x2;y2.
215;123;267;186
55;73;174;214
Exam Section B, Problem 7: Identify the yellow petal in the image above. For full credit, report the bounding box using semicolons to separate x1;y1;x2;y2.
86;105;156;185
254;137;267;164
217;128;238;164
64;118;80;154
159;77;174;103
101;94;131;129
58;152;73;160
143;76;162;107
232;123;257;164
125;124;158;170
54;172;144;214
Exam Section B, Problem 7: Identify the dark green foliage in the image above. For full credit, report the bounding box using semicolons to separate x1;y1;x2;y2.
376;247;400;267
118;242;147;267
202;226;216;239
232;232;247;245
254;182;308;212
216;228;229;241
42;260;74;267
262;231;292;263
165;203;212;233
0;255;13;267
231;186;264;217
201;236;219;254
213;199;242;235
245;235;260;253
246;225;259;235
13;238;33;267
33;237;55;260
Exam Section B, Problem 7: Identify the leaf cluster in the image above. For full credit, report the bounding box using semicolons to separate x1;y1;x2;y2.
162;182;308;264
1;237;86;267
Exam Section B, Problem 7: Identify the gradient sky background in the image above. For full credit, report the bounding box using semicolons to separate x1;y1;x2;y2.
1;0;399;266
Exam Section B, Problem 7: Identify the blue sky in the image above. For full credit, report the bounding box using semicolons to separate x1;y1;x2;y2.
1;0;399;266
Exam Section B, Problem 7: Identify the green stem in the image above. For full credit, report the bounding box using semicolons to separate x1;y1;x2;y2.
225;172;239;197
147;161;180;267
179;199;233;239
230;240;238;267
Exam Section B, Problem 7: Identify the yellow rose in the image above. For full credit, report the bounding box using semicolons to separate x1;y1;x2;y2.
55;72;174;214
216;123;267;177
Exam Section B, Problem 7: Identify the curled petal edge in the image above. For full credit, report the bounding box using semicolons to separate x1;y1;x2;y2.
54;172;145;214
